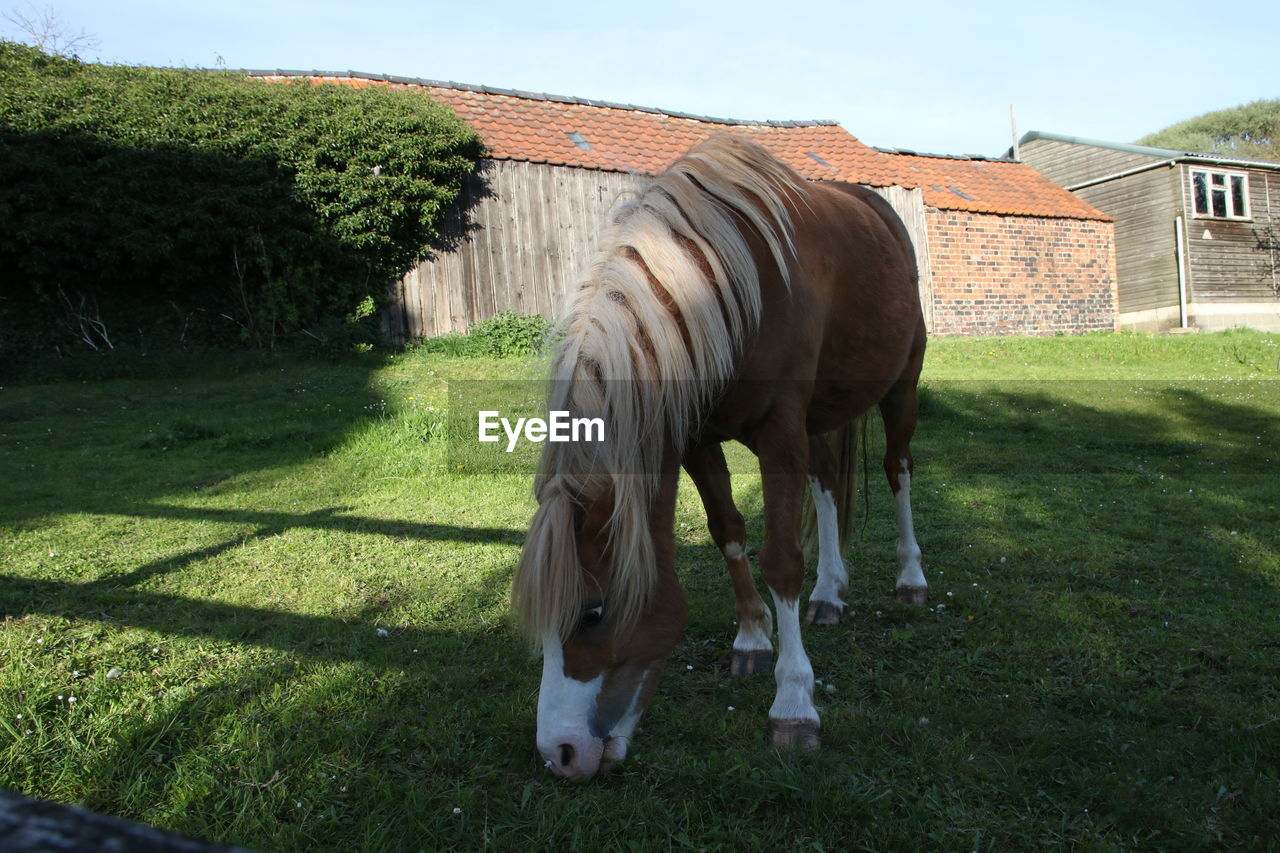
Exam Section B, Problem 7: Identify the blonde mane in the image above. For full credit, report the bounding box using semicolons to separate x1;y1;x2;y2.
512;135;809;646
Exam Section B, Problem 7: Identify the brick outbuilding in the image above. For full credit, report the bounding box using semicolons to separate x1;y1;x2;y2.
252;70;1116;339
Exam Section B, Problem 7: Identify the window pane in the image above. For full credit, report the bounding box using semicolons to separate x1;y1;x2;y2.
1230;175;1246;217
1212;188;1227;218
1193;172;1208;214
1211;172;1226;187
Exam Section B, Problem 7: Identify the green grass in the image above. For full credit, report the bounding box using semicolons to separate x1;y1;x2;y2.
2;330;1278;851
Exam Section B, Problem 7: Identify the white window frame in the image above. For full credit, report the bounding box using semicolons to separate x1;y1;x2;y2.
1190;168;1251;221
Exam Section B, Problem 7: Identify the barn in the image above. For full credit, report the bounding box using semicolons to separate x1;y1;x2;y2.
1018;131;1280;332
250;71;1117;339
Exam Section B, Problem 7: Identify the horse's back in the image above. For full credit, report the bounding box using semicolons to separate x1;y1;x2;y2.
793;181;925;422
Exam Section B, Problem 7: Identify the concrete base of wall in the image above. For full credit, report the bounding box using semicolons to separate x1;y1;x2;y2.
1117;304;1185;333
1189;302;1280;332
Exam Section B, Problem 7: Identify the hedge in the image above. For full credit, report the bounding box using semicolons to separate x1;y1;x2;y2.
0;41;483;366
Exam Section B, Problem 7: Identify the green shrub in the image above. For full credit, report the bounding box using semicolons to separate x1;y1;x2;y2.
407;312;552;359
0;41;482;369
466;311;551;357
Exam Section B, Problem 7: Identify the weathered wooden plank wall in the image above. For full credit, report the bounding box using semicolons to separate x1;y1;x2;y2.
383;160;638;341
1185;167;1280;301
382;160;935;341
1074;166;1181;315
870;185;934;329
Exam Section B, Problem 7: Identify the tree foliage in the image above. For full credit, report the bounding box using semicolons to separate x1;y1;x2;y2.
1136;99;1280;162
0;41;483;365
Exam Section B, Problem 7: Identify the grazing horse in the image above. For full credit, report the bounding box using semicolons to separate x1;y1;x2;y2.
512;134;927;780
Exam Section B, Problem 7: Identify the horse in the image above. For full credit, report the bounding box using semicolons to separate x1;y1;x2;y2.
512;134;928;780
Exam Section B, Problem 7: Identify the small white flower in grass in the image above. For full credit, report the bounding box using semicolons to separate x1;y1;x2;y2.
376;628;389;638
946;591;953;597
686;665;693;671
727;706;736;712
918;716;929;726
452;807;462;815
15;714;21;720
67;697;76;704
825;683;836;694
106;668;121;680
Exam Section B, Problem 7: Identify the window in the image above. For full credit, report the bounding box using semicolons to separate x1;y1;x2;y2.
1191;169;1250;220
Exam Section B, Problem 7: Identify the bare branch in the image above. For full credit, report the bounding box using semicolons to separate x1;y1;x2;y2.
1;3;100;57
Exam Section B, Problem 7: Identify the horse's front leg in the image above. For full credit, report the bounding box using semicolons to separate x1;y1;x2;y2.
684;442;773;677
756;414;820;750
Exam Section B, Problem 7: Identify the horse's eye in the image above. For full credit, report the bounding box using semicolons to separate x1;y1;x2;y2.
580;603;605;630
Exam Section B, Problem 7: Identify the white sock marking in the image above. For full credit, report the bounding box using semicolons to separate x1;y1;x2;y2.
894;461;926;590
767;594;818;725
807;476;847;610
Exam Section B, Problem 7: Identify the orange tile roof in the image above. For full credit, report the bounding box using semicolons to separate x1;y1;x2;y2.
250;71;1108;222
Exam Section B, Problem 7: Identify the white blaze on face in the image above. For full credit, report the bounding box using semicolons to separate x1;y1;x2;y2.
894;460;926;590
535;631;651;777
537;632;603;773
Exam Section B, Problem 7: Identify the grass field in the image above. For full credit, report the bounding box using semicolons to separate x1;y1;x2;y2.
2;330;1278;851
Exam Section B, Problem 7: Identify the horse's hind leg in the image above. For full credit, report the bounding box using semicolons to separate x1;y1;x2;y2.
684;442;774;677
806;435;848;625
879;367;927;606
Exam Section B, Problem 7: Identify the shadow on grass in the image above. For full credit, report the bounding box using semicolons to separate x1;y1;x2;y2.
2;378;1278;850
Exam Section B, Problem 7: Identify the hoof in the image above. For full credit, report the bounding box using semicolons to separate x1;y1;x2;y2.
731;649;773;677
770;718;821;751
806;600;843;625
896;585;928;606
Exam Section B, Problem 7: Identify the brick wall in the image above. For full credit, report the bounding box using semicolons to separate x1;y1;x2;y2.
925;211;1118;336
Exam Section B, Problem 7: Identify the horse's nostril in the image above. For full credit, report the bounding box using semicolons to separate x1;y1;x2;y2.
559;743;575;769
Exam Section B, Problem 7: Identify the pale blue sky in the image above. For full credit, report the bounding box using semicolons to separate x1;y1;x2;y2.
6;0;1278;156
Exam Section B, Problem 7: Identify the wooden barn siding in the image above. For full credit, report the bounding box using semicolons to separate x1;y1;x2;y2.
871;186;935;330
1074;165;1181;315
1020;139;1166;188
385;161;936;340
1184;166;1280;302
385;160;639;341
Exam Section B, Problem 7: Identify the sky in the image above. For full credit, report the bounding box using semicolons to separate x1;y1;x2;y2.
4;0;1278;157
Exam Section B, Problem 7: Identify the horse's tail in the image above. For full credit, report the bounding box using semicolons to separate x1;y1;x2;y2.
801;415;870;560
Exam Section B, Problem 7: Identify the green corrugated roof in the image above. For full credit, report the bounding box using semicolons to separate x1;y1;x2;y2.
1019;130;1280;170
